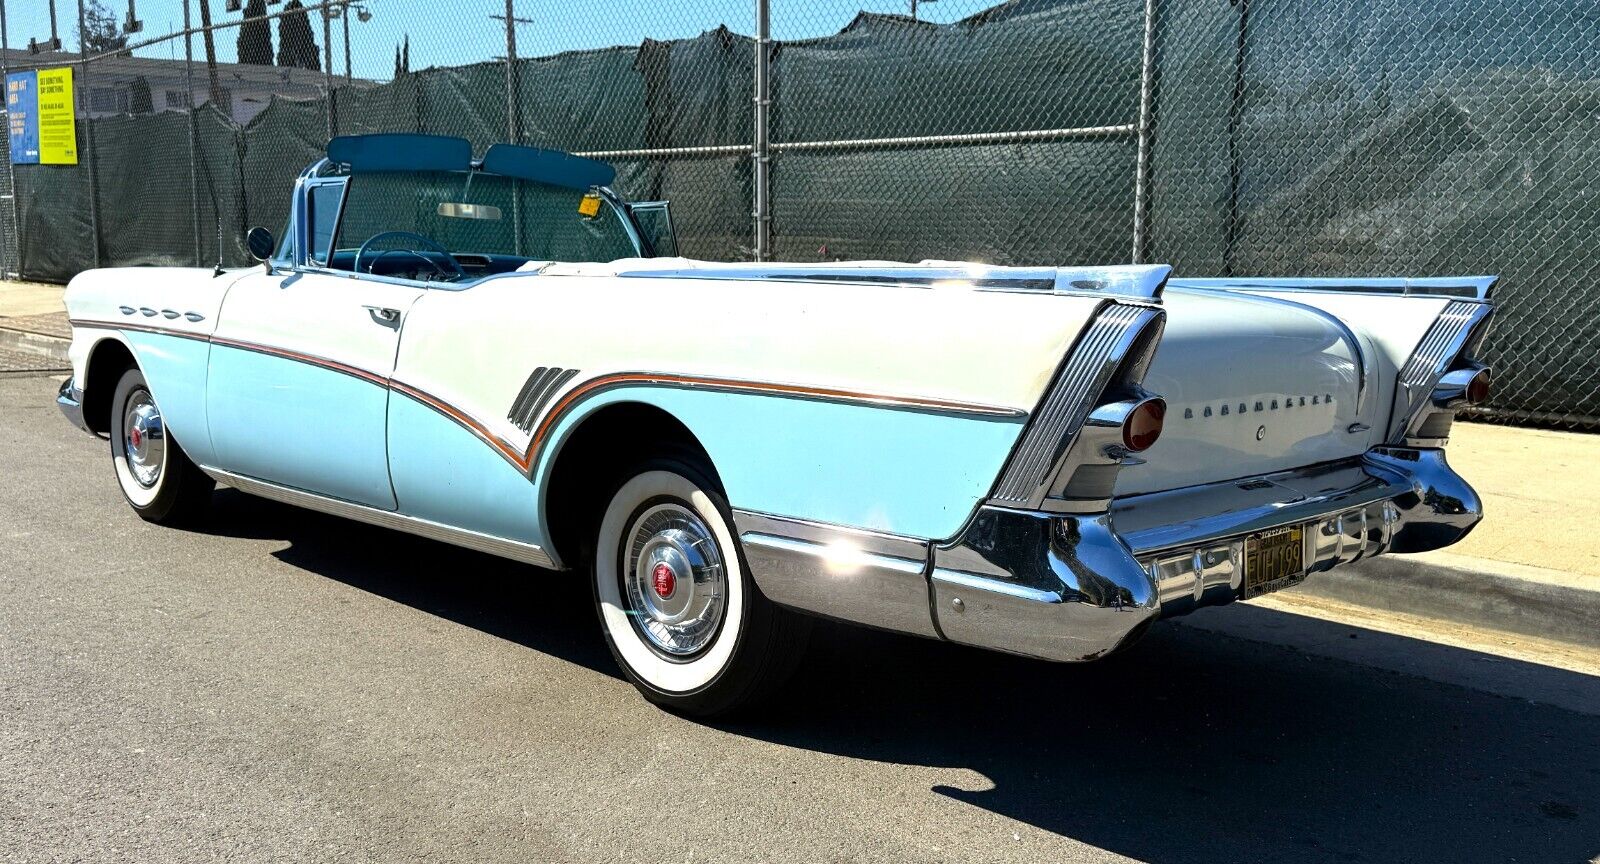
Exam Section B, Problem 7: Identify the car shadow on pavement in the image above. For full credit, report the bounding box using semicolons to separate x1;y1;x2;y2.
200;488;1598;864
203;487;625;681
746;617;1600;864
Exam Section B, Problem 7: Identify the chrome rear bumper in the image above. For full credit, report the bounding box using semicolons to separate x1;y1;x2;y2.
736;446;1481;664
928;447;1480;661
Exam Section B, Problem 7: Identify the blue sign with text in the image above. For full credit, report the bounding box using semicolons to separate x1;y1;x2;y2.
7;70;40;165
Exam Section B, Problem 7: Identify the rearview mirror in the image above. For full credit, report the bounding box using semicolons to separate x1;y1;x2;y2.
245;226;275;263
437;202;503;221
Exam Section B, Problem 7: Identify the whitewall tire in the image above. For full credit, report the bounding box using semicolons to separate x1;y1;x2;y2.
109;367;214;524
593;457;809;717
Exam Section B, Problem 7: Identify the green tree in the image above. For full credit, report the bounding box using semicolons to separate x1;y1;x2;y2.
237;0;274;66
394;34;410;77
79;0;128;55
276;1;321;71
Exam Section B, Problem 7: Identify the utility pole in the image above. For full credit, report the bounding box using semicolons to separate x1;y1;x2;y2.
490;2;531;144
183;0;200;266
194;0;227;118
492;1;531;254
76;0;101;267
341;3;349;82
322;0;333;137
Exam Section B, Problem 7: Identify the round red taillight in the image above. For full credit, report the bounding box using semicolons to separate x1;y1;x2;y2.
1122;398;1166;452
1465;369;1491;405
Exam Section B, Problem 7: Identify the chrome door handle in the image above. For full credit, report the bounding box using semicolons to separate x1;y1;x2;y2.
363;305;400;323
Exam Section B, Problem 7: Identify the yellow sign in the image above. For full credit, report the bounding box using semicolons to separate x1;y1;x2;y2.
36;67;77;165
577;192;602;218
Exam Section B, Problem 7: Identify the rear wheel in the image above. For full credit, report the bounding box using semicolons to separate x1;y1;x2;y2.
592;457;810;717
109;367;214;524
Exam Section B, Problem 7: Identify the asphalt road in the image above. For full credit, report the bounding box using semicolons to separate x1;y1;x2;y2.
3;372;1598;863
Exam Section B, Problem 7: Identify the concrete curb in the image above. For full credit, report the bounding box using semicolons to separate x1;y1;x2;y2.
1287;554;1600;651
0;325;70;365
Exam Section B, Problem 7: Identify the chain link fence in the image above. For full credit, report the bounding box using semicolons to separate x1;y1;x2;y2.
1;0;1595;427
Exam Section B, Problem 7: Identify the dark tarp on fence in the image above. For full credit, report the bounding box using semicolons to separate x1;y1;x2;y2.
10;0;1600;425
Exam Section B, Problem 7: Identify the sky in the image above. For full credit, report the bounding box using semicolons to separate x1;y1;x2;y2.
4;0;994;79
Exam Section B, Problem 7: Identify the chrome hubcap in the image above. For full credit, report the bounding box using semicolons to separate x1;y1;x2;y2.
122;389;165;488
623;502;726;657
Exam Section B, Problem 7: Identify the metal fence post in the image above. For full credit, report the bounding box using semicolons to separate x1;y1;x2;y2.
1223;0;1249;277
0;0;19;279
76;0;101;269
752;0;771;262
504;0;523;254
322;3;335;140
184;0;200;267
1131;0;1157;264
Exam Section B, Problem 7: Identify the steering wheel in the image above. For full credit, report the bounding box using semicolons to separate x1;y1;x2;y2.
354;230;465;280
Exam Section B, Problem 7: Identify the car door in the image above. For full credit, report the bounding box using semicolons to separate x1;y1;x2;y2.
205;177;425;510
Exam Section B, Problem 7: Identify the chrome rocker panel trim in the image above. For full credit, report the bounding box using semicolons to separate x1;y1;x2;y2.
733;510;939;639
58;377;90;433
204;467;558;570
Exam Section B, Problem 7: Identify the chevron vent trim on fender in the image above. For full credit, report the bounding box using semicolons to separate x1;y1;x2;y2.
507;367;580;434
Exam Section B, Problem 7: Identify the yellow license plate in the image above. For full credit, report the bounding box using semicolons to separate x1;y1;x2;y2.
1244;525;1307;598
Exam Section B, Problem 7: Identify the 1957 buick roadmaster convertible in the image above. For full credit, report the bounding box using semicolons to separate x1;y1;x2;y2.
58;134;1496;716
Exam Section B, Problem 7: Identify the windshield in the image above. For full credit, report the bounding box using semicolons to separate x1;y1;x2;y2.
326;170;640;281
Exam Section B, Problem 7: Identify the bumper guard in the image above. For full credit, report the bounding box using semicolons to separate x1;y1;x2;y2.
58;377;89;433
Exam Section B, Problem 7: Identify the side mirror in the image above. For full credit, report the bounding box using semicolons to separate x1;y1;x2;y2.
245;226;276;266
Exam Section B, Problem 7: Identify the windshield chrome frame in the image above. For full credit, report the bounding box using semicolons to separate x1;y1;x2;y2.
281;156;649;291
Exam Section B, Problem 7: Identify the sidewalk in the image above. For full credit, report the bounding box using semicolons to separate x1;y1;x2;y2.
1289;421;1600;649
1429;422;1600;578
0;280;69;367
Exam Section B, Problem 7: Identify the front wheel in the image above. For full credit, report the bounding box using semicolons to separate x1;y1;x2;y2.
592;458;810;717
109;366;214;524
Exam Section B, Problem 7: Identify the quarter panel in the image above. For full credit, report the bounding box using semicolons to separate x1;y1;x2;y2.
387;394;543;545
535;388;1026;541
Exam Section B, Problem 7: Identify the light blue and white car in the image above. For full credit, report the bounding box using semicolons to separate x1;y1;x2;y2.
58;134;1496;715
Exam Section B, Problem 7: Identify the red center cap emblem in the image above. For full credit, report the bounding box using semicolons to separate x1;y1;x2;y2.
651;562;676;599
130;427;142;448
